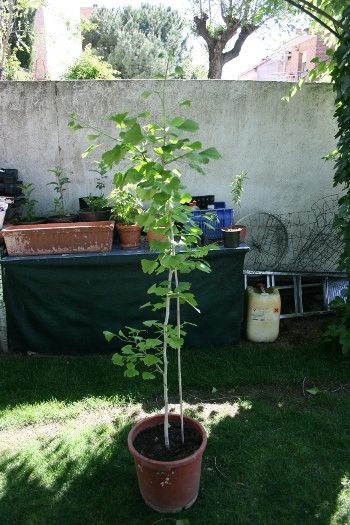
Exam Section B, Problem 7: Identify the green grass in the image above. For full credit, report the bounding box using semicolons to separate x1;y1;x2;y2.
0;340;350;525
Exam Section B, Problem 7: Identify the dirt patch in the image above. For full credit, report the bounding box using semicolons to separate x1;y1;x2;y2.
240;314;330;347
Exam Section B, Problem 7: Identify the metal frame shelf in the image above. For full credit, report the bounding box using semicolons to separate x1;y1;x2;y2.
244;270;348;318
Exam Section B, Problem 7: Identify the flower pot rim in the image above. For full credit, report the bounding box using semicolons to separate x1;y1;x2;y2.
128;413;207;467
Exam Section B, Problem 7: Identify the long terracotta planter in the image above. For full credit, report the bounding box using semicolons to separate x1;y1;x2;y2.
128;414;207;513
2;220;115;256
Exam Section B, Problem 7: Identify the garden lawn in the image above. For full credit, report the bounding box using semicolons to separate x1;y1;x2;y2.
0;334;349;525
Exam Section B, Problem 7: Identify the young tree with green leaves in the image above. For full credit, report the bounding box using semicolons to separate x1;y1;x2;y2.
82;4;193;79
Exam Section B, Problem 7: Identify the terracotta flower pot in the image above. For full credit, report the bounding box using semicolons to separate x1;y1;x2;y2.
2;221;115;256
234;224;247;242
147;228;167;246
128;414;207;513
116;223;141;250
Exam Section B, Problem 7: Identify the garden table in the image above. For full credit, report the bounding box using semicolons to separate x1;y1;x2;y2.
0;243;248;355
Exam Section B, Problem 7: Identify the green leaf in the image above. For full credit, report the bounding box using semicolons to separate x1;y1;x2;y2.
144;354;161;366
125;365;139;377
166;335;183;349
140;91;154;100
82;144;102;158
187;141;202;150
141;258;159;274
121;345;134;355
142;371;156;380
104;330;116;342
179;100;191;107
112;353;124;366
177;119;200;133
171;117;184;127
180;192;192;203
306;387;322;395
86;134;100;141
108;112;128;125
123;123;144;145
185;151;209;164
212;387;217;393
68;122;84;131
200;147;222;160
102;145;127;167
155;73;166;80
189;162;206;175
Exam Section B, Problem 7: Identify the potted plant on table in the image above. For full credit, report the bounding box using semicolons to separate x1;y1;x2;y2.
228;169;249;242
15;182;47;224
69;60;222;513
109;188;144;249
79;161;112;222
47;165;78;223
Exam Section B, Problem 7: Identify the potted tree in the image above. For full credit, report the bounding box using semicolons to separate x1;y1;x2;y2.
228;169;249;242
15;182;47;224
78;161;112;222
47;165;78;223
69;61;222;513
109;188;143;249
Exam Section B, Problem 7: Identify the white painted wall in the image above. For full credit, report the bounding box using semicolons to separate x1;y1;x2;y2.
0;80;338;221
36;2;82;79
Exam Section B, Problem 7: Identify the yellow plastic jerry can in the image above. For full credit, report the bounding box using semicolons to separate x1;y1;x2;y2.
246;285;281;343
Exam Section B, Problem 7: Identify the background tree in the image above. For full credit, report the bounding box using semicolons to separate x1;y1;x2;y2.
0;0;42;80
62;44;119;80
82;4;195;79
190;0;295;79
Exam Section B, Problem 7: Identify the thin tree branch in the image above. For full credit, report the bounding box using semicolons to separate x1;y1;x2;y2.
284;0;348;38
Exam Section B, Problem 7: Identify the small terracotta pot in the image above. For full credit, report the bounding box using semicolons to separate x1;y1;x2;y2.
116;223;141;249
147;228;167;245
128;414;207;513
234;224;247;242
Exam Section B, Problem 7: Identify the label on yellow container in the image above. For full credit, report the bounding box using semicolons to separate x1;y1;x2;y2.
251;307;280;322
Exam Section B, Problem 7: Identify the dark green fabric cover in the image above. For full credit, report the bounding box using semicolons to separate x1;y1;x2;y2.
1;246;248;355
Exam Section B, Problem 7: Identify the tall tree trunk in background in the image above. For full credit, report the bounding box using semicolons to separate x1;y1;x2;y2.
194;10;257;79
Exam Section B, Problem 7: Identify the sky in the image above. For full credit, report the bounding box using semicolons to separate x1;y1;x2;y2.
62;0;307;79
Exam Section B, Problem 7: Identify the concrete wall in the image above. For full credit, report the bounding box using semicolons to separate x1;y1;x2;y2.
0;79;338;221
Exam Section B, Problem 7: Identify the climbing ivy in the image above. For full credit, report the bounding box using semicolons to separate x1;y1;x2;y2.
322;6;350;353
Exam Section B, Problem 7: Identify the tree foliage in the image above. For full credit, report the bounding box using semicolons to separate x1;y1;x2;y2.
82;4;192;79
321;5;350;354
0;0;42;80
62;44;119;80
190;0;295;79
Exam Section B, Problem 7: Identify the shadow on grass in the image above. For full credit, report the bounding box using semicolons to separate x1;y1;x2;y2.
0;392;350;525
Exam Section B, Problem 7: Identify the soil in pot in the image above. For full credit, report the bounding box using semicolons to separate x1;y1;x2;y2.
47;214;79;223
14;217;47;225
78;209;111;222
133;420;203;461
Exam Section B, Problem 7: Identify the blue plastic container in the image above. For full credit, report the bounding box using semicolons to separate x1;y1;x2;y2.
191;208;233;239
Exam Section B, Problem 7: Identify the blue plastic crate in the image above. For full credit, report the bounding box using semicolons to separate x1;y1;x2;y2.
214;201;226;209
191;208;233;239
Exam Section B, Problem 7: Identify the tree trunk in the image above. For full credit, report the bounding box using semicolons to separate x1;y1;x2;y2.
207;42;224;79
